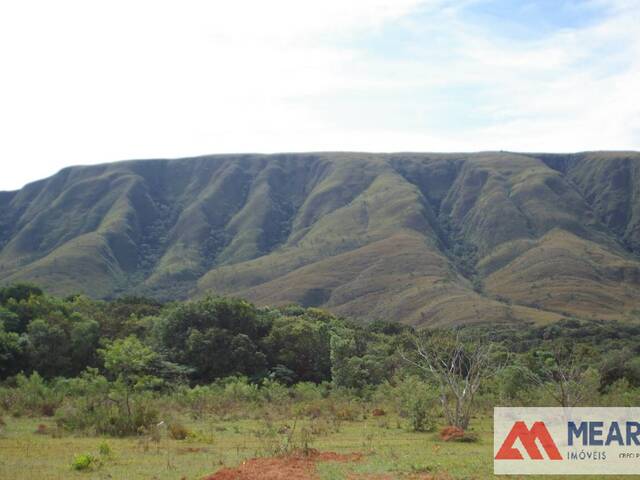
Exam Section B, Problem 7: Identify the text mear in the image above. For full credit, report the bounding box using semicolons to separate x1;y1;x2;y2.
568;421;640;446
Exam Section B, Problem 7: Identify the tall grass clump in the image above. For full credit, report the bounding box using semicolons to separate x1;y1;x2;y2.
0;372;63;417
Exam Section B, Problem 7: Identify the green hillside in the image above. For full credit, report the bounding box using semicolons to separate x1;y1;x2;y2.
1;151;639;326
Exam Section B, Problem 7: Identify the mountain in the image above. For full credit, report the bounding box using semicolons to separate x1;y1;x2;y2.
1;151;640;326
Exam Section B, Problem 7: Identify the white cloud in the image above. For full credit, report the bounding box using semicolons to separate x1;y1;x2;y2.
0;0;638;190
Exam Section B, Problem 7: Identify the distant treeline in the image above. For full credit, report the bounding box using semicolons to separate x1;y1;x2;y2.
2;282;640;393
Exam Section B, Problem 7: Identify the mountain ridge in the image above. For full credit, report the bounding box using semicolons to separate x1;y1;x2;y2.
1;151;639;326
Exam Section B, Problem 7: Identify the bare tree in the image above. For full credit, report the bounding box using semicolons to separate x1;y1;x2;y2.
524;346;597;408
401;331;499;430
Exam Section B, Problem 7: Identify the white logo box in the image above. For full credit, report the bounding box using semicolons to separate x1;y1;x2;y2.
494;407;640;475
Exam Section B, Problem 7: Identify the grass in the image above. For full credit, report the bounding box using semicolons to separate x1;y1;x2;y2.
2;414;640;479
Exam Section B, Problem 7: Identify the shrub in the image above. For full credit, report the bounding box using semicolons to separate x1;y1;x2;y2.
98;441;112;457
0;372;62;416
56;393;159;437
71;453;97;471
394;376;438;432
168;421;190;440
292;382;327;402
175;384;220;418
260;379;289;404
222;377;260;402
406;395;435;432
331;401;361;421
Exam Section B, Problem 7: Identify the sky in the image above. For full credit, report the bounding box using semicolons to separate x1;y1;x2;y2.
0;0;639;191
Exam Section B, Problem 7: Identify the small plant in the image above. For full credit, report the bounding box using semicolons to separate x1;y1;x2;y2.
168;421;190;440
395;376;437;432
71;453;97;471
98;441;112;457
406;395;435;432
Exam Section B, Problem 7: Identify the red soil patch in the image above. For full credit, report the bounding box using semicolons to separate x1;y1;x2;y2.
203;449;363;480
34;424;48;435
439;426;465;442
177;446;209;454
349;474;453;480
348;474;395;479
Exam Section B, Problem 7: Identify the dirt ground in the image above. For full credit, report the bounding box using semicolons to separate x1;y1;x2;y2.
203;449;363;480
202;449;451;480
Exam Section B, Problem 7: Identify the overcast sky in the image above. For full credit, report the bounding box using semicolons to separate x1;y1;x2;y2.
1;0;639;191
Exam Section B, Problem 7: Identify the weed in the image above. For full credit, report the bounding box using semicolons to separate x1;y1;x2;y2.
168;421;190;440
71;453;98;471
98;441;112;457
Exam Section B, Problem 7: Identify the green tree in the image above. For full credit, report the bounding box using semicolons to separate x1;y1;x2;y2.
99;336;161;418
70;314;100;369
0;307;20;332
0;320;23;377
330;325;398;389
26;316;71;377
100;335;159;388
264;315;332;383
0;283;43;304
153;297;267;381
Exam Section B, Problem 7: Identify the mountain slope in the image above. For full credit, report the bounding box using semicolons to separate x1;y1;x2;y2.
1;152;639;326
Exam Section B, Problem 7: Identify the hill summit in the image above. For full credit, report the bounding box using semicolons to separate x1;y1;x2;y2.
1;151;639;326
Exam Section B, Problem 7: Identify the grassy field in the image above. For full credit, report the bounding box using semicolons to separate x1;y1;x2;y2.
2;414;639;480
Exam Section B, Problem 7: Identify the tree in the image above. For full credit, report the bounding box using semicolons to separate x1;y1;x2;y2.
230;334;267;376
0;320;23;377
26;316;71;377
153;296;266;381
264;315;332;383
184;326;233;381
524;346;599;407
0;283;43;304
0;307;20;333
402;331;499;430
100;335;158;386
99;336;160;418
330;326;395;389
69;314;100;370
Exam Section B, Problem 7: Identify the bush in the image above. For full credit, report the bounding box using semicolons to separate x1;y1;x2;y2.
260;379;289;404
168;421;190;440
98;441;112;457
174;384;220;418
406;395;435;432
221;377;260;402
56;392;159;437
331;401;361;421
394;376;438;432
71;453;97;471
292;382;328;402
0;372;62;416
